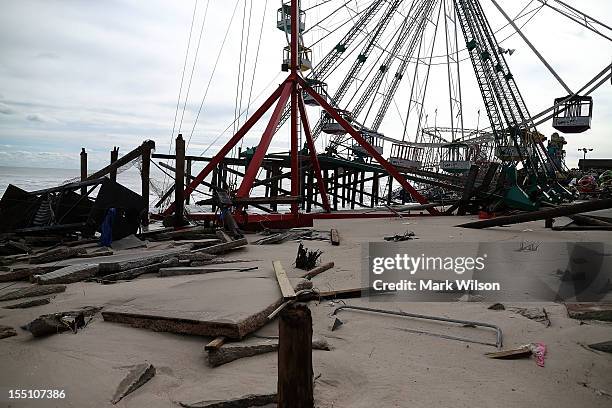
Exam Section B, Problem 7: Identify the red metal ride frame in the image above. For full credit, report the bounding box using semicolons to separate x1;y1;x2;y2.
162;0;437;221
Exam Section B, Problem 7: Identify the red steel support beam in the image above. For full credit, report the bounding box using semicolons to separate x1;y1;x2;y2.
298;77;439;215
290;83;300;214
289;0;300;215
161;81;287;216
236;81;292;197
298;95;331;212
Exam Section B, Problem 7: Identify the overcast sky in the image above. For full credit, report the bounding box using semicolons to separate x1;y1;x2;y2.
0;0;610;171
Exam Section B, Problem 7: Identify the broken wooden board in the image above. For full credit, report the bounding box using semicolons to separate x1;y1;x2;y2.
566;303;612;322
158;266;257;277
588;340;612;354
301;262;334;280
485;346;532;359
205;336;226;351
150;226;217;241
3;297;50;309
273;260;296;300
0;284;66;302
207;337;330;367
192;238;248;255
190;259;260;267
102;272;283;339
29;247;86;264
330;228;340;246
0;265;60;282
0;324;17;339
305;287;368;301
100;262;165;282
178;252;216;262
169;239;222;249
97;247;190;275
24;306;101;337
34;264;99;285
77;248;113;258
111;363;156;404
178;393;277;408
509;307;550;326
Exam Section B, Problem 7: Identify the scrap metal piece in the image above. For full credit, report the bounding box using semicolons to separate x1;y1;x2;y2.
332;305;503;349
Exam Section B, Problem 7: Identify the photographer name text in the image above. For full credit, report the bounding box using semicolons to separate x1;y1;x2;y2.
371;279;501;292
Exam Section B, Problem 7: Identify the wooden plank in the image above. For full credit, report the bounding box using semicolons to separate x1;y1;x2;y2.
97;247;190;275
148;226;216;241
29;247;86;264
588;340;612;353
207;337;329;367
168;239;222;249
0;265;60;282
330;228;340;246
0;325;17;339
34;264;99;285
0;284;66;302
100;261;172;282
87;140;154;181
273;260;296;300
204;336;226;351
3;297;51;309
485;346;531;359
178;393;277;408
158;266;257;277
301;262;334;280
192;238;248;255
458;199;612;229
569;214;612;227
566;303;612;322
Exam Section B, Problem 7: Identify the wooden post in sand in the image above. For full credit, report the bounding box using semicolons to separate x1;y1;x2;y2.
80;148;87;196
174;134;185;227
278;303;314;408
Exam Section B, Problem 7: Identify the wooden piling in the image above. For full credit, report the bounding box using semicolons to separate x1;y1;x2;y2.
141;143;151;226
333;168;339;211
185;158;192;205
271;166;279;212
110;147;119;182
372;172;379;207
80;148;87;196
278;303;314;408
306;171;313;212
175;134;185;227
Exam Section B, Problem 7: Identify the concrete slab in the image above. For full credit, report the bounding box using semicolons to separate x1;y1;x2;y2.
102;272;282;339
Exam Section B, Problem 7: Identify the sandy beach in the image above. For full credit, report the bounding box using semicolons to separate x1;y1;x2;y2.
1;214;611;407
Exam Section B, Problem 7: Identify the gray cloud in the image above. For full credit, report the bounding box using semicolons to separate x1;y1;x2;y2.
0;0;610;171
0;103;15;115
25;114;45;123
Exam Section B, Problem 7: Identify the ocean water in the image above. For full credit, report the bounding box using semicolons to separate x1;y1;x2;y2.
0;165;200;212
0;165;268;213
